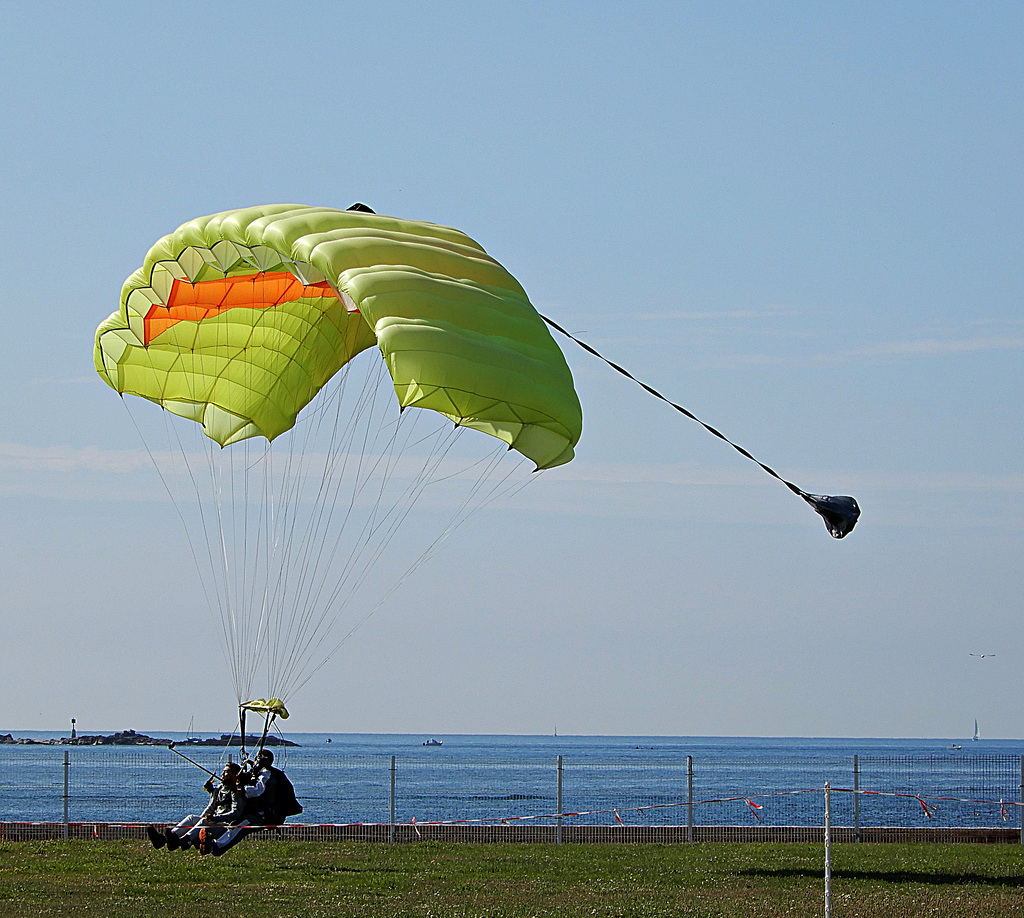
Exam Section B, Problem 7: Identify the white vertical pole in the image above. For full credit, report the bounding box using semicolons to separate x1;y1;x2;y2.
824;782;832;918
62;751;70;841
687;755;694;843
556;755;563;844
853;754;861;843
389;755;396;844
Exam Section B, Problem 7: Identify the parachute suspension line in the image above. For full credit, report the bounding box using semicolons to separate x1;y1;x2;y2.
540;314;860;539
262;358;386;699
238;439;261;704
290;360;379;615
174;412;244;695
121;400;227;674
203;413;258;704
240;437;268;705
262;423;302;702
252;440;280;702
264;404;320;703
207;353;425;704
287;414;459;662
269;362;448;700
125;393;253;702
287;440;534;701
236;439;272;705
211;436;241;696
273;394;461;701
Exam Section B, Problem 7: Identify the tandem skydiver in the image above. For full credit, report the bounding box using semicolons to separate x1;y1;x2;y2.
146;751;301;855
211;749;303;854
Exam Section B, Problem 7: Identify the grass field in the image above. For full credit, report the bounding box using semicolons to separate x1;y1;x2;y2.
2;840;1023;917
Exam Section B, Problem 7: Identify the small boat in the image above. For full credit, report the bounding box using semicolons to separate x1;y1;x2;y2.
422;738;443;747
972;719;980;742
184;715;202;745
949;744;962;750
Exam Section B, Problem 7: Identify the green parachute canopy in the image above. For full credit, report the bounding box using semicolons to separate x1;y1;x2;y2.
95;204;582;470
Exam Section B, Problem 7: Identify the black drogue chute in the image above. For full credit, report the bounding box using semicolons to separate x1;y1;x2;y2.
801;494;860;539
541;315;860;539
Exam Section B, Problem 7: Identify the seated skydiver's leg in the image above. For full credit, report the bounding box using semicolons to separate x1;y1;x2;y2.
182;818;227;849
210;820;252;855
165;814;200;850
172;814;200;835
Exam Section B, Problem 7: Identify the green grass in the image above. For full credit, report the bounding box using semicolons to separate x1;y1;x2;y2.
1;840;1023;917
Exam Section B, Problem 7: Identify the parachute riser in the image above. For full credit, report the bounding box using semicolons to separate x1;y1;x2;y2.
239;699;285;765
257;713;277;756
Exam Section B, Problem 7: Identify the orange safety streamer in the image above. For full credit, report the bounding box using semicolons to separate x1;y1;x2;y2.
144;272;337;344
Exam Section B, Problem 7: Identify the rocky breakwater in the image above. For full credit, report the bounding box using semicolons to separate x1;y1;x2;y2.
182;733;299;747
0;729;173;746
0;729;298;746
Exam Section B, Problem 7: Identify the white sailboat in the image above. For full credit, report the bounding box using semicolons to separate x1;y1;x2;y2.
972;719;980;742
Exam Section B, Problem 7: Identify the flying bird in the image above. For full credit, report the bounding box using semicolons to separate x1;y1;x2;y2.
970;653;995;658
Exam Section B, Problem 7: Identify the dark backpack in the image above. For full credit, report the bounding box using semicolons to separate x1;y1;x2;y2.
263;767;302;823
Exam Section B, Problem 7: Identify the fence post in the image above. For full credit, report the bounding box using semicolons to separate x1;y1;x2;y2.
389;755;396;844
824;782;832;918
853;754;861;843
556;755;563;844
1019;756;1023;846
62;751;70;840
687;755;694;842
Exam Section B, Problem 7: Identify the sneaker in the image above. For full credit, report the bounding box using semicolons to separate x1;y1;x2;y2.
198;827;212;855
164;828;180;851
146;825;166;849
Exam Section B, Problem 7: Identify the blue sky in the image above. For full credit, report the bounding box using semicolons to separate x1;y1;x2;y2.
0;1;1021;739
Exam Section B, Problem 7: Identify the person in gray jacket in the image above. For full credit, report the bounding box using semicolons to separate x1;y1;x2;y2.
146;761;246;855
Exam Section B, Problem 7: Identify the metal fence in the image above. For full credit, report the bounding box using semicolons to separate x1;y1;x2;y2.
1;747;1021;842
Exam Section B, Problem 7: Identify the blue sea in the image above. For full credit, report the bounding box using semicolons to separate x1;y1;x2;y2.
2;733;1022;830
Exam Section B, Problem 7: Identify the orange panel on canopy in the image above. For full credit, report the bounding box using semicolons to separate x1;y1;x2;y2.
144;271;337;344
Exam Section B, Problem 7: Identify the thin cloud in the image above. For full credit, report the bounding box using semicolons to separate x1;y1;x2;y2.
6;443;1023;510
632;308;791;322
549;462;1024;494
841;335;1024;359
29;375;100;386
0;443;153;472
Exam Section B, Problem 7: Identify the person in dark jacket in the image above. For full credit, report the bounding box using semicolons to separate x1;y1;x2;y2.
212;749;303;854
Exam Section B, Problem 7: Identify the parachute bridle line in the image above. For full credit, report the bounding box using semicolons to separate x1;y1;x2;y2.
540;314;860;538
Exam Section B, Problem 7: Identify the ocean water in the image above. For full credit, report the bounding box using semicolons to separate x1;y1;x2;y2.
2;733;1022;829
